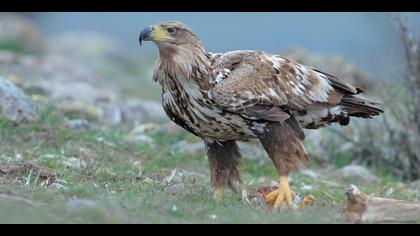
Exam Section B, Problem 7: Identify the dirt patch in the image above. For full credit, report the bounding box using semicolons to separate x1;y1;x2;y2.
0;162;56;184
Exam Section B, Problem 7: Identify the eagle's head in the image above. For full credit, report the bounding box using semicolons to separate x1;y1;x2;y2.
139;21;203;53
139;21;211;84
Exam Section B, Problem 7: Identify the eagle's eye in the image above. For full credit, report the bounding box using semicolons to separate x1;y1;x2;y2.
167;27;176;34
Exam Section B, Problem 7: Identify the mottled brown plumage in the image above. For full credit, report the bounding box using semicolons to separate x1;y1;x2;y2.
139;21;383;203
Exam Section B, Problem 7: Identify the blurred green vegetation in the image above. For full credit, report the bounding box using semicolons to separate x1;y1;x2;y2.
0;41;29;54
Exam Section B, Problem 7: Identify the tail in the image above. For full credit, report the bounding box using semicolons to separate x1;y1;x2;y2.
307;69;384;128
339;95;383;119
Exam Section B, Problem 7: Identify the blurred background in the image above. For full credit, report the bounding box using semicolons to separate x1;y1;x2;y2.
30;13;420;77
0;12;420;223
1;12;420;187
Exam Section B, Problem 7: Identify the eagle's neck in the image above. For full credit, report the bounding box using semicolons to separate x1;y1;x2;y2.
155;44;212;91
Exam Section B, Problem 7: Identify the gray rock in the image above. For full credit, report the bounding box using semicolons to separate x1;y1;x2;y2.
333;164;380;182
0;50;170;126
125;123;158;147
135;100;166;121
0;76;38;123
0;55;107;123
97;102;123;126
121;99;167;125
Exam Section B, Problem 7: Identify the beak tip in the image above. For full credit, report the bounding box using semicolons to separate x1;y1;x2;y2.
139;25;153;47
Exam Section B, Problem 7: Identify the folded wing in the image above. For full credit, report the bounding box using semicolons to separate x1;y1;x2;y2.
209;50;382;128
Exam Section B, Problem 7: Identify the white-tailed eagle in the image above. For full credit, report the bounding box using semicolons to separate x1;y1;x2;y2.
139;21;383;208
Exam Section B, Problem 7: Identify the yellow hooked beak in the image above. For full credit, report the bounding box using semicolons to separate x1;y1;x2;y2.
139;25;172;45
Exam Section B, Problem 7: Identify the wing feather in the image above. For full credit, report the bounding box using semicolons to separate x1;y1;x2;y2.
210;51;340;121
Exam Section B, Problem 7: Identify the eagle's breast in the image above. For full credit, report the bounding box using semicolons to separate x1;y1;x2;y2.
159;69;260;142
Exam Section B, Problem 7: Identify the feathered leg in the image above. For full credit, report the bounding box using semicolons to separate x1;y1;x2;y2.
259;118;311;209
206;140;242;201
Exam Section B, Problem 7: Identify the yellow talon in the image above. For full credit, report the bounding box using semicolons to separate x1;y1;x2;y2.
265;189;279;203
265;176;296;209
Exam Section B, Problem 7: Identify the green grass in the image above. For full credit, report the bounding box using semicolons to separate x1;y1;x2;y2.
0;106;417;224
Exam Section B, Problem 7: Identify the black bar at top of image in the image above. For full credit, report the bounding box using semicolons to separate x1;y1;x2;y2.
0;0;419;12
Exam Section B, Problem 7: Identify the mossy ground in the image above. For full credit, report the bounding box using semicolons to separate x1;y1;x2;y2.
0;107;417;224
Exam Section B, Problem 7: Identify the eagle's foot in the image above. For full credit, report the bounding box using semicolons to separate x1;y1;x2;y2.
265;176;296;209
213;188;223;201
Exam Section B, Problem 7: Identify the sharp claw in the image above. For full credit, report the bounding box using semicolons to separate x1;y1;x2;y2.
273;193;285;209
266;176;298;209
286;193;293;207
265;189;279;203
